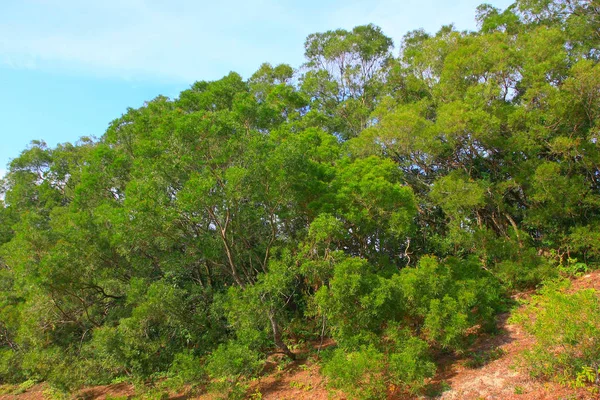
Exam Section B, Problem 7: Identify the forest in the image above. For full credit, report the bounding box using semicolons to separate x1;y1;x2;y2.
0;0;599;398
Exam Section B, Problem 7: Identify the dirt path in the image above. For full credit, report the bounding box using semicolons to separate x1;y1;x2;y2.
430;313;589;400
428;271;600;400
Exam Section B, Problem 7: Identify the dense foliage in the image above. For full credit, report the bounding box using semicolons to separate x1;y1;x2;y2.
512;279;600;389
0;0;598;397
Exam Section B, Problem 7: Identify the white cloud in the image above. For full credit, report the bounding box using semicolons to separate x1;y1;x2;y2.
0;0;308;82
0;0;514;82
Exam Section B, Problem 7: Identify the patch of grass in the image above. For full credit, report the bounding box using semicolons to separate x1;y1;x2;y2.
208;380;249;400
110;376;131;384
0;384;18;395
511;279;600;387
289;380;312;391
298;363;311;371
465;347;506;369
248;388;263;399
105;396;129;400
559;259;590;278
12;379;37;395
276;356;294;372
514;385;525;394
43;386;70;400
423;381;451;397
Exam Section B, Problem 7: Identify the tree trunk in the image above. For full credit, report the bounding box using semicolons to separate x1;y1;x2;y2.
268;311;295;360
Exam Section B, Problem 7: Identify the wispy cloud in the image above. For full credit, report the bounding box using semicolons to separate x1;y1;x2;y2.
0;0;310;82
0;0;513;82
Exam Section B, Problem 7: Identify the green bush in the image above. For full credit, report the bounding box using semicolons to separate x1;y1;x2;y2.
322;332;436;399
207;380;249;400
20;348;86;391
385;328;436;393
169;351;206;382
511;280;600;386
206;341;265;382
399;256;503;351
321;346;386;400
0;348;24;383
86;280;211;379
493;252;556;291
163;351;207;390
314;257;401;348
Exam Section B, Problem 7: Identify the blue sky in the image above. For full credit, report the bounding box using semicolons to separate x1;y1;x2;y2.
0;0;514;177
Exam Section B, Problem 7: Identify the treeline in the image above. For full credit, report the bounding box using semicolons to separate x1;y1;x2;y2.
0;0;598;397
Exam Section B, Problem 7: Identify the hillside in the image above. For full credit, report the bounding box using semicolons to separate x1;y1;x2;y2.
0;0;599;398
3;271;599;399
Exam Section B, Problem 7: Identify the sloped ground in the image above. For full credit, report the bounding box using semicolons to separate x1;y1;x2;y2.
248;356;332;400
428;271;600;400
0;384;48;400
431;313;589;400
3;272;600;400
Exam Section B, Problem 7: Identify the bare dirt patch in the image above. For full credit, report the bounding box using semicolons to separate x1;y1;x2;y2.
0;384;48;400
426;270;600;400
78;383;135;400
429;312;590;400
569;270;600;292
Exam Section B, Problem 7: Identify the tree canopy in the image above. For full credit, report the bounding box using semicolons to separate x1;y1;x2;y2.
0;0;598;397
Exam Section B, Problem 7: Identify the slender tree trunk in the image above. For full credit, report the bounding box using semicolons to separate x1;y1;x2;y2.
268;310;295;360
505;212;523;248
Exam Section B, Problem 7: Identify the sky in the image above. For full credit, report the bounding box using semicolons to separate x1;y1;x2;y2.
0;0;515;177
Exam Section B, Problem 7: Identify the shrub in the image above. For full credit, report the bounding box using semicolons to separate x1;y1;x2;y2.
321;346;386;400
400;255;503;351
164;351;207;389
86;280;212;379
511;280;600;386
386;333;436;394
206;341;265;382
321;325;437;398
494;256;555;290
0;348;23;383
